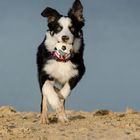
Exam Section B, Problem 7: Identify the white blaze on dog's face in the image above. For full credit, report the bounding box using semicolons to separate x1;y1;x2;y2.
53;17;74;44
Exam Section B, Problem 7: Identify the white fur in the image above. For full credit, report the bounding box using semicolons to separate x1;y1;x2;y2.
73;38;82;53
44;31;57;52
53;17;74;44
44;60;78;84
42;80;71;111
42;81;60;110
60;82;71;99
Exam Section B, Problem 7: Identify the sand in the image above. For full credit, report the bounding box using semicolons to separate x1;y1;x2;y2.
0;106;140;140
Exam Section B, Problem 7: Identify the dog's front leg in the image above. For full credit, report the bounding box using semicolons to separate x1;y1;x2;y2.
57;82;71;122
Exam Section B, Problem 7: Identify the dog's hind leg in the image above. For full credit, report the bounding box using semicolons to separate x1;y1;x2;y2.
40;93;49;124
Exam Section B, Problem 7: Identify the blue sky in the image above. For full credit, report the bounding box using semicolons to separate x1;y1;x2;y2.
0;0;140;112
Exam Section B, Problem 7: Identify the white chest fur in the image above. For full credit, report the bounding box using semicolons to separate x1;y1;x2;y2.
43;60;78;83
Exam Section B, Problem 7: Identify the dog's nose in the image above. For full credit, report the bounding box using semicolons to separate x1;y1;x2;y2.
61;45;66;51
62;36;69;42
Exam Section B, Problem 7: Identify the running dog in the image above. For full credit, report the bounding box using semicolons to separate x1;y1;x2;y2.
37;0;85;124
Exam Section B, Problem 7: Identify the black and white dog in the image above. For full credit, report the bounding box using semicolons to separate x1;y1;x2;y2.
37;0;85;124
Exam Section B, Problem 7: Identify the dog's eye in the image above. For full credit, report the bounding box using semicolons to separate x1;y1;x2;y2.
69;26;75;32
56;26;62;32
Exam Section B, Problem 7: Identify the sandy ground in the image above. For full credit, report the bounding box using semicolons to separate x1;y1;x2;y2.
0;106;140;140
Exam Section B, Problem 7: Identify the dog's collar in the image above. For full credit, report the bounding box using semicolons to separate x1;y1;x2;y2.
49;51;70;62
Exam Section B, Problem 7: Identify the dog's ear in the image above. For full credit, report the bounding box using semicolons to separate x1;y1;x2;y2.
41;7;61;23
68;0;84;23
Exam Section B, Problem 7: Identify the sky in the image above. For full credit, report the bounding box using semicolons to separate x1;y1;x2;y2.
0;0;140;112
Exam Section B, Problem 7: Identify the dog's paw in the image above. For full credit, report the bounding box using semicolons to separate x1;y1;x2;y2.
58;115;69;123
40;115;49;124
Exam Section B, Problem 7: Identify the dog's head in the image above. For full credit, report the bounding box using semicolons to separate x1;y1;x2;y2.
41;0;84;45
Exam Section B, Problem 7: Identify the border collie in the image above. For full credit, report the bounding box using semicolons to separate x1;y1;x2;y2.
37;0;85;124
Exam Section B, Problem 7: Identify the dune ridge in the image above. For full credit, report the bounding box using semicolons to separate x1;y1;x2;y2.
0;106;140;140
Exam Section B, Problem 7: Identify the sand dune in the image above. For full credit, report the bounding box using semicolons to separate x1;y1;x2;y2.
0;106;140;140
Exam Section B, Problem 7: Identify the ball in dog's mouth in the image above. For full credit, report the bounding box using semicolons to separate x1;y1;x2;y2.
54;42;73;60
